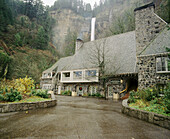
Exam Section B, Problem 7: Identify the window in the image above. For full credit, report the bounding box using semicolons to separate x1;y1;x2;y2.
73;71;82;79
85;70;97;77
156;57;170;72
43;84;51;90
65;86;72;91
108;86;113;97
89;86;98;95
43;73;51;78
48;73;51;77
63;72;70;77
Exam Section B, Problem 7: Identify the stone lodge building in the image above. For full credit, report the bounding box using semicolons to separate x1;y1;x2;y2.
40;3;170;99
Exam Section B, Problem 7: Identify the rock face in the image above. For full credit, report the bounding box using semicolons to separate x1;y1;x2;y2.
50;9;91;54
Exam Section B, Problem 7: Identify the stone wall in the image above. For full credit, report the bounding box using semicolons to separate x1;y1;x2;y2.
135;3;167;56
0;100;56;113
137;53;170;89
122;99;170;130
0;92;56;113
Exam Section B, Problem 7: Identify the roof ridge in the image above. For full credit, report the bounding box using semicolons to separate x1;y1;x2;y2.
84;31;135;46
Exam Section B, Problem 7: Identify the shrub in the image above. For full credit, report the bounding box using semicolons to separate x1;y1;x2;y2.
132;87;159;102
61;90;71;96
129;91;137;103
163;82;170;114
88;93;91;96
0;94;4;101
31;90;49;99
95;93;100;97
14;76;35;93
129;82;170;116
0;77;35;94
90;93;104;98
3;88;22;102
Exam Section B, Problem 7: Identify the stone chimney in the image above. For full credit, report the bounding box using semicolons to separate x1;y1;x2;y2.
134;2;167;56
75;38;83;54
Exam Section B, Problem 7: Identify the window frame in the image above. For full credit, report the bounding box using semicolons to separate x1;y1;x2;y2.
156;56;170;73
85;70;97;77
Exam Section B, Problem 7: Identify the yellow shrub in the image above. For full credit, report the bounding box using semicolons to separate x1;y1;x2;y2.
14;76;35;93
0;76;35;94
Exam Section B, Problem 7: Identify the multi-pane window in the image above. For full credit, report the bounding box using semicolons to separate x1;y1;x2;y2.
108;86;113;97
85;70;97;77
66;86;72;91
73;71;82;79
62;72;70;81
63;72;70;77
43;84;51;90
156;57;170;72
89;86;98;95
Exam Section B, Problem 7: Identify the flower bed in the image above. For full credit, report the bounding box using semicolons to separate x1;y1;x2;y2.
122;99;170;130
128;83;170;117
0;77;56;112
122;82;170;129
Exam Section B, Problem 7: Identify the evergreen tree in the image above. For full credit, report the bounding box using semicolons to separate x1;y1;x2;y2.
0;0;13;32
34;26;48;50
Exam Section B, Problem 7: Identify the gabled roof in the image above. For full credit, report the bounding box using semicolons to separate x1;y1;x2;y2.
141;26;170;56
44;31;137;75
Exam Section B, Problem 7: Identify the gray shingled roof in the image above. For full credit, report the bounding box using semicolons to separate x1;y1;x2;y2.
44;31;137;75
141;26;170;55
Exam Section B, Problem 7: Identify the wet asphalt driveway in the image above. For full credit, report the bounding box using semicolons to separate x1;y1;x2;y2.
0;96;169;139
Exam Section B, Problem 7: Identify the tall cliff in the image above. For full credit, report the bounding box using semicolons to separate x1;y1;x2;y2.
50;9;91;55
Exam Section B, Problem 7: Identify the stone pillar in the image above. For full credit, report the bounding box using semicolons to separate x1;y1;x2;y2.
134;2;167;56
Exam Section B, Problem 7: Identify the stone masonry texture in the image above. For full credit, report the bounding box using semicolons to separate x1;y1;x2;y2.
135;4;167;56
137;53;170;89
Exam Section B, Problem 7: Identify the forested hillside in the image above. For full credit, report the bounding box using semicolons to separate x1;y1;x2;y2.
0;0;58;83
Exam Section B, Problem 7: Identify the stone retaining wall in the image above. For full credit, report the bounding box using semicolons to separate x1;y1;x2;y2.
122;99;170;130
0;93;57;113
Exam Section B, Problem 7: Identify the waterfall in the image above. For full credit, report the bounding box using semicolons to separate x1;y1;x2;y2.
91;17;96;41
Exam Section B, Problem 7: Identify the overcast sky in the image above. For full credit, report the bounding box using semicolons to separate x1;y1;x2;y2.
42;0;100;8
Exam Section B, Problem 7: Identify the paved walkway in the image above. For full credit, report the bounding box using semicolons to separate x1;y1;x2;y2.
0;96;169;139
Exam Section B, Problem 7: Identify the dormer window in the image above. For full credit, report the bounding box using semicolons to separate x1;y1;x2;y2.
156;56;170;73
